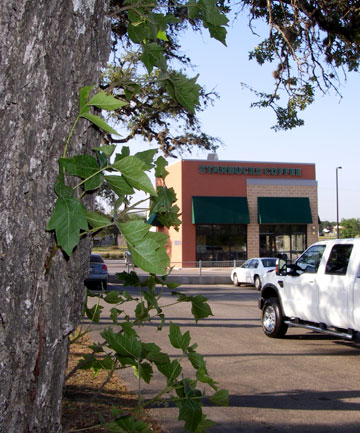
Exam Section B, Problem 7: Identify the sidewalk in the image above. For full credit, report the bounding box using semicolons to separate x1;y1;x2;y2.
106;260;232;285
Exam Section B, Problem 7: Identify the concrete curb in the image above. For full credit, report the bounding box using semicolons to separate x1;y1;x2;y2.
108;273;231;285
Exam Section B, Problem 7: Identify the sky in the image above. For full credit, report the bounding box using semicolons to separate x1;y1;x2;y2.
121;13;360;222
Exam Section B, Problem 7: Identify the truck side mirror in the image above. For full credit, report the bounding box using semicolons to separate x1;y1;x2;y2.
275;256;287;276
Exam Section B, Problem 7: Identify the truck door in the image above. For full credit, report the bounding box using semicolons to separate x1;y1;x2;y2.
318;243;354;329
281;244;326;322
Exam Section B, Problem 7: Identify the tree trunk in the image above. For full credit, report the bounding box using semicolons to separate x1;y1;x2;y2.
0;1;110;432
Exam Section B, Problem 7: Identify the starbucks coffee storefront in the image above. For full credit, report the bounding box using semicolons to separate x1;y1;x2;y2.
157;159;318;266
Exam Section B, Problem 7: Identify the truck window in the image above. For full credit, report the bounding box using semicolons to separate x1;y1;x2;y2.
295;245;326;274
325;244;353;276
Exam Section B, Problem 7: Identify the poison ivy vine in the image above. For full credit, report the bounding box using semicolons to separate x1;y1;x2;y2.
46;2;230;431
48;86;229;433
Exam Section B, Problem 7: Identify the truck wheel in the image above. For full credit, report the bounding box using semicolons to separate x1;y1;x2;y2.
233;273;240;287
262;297;288;338
254;276;261;291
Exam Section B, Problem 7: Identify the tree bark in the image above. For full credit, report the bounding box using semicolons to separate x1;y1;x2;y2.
0;1;110;432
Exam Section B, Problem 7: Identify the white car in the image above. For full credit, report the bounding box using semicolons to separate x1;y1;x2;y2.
231;257;277;290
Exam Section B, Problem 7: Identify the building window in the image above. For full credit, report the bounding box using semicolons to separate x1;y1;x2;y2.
196;224;247;262
259;225;307;261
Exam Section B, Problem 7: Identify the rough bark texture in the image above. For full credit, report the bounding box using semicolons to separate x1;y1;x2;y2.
0;1;110;432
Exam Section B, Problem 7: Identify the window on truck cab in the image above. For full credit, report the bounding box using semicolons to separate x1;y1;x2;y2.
296;245;326;274
325;244;353;276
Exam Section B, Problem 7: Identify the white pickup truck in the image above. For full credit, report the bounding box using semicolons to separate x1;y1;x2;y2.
258;238;360;339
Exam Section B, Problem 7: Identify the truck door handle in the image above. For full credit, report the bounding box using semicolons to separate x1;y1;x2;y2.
278;280;284;288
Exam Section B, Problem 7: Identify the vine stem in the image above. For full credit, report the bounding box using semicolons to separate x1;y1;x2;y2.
63;115;80;158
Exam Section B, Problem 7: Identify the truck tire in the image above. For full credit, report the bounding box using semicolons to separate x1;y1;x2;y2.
233;273;240;287
262;297;288;338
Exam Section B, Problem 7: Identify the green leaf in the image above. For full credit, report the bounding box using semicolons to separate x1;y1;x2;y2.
196;367;218;390
114;146;130;161
150;186;176;214
83;208;112;229
84;173;104;191
157;359;182;384
194;415;216;432
143;343;169;364
178;395;203;432
104;291;123;304
154;156;168;179
110;307;123;324
54;180;73;198
87;91;128;111
93;144;116;159
79;85;94;113
188;351;206;371
80;112;120;136
135;301;151;322
141;42;166;73
200;0;229;26
134;148;157;170
145;230;169;247
80;354;114;376
124;81;141;100
105;415;152;433
128;22;157;44
118;220;151;245
133;361;153;384
60;155;100;179
209;389;229;406
84;303;103;324
169;322;191;351
187;0;201;19
115;271;141;287
129;238;169;275
157;204;182;230
156;29;168;41
165;73;201;114
207;23;227;46
112;156;155;194
101;328;142;360
47;195;88;256
105;175;134;196
120;322;137;337
191;295;213;322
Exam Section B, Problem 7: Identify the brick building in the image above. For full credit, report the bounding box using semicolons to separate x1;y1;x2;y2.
156;158;318;266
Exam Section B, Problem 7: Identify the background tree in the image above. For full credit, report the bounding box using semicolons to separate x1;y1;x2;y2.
239;0;360;129
340;218;360;238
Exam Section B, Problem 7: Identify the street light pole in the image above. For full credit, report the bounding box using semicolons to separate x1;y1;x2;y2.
336;166;342;239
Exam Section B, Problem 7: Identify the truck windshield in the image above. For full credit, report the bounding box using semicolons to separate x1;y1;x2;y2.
296;244;326;274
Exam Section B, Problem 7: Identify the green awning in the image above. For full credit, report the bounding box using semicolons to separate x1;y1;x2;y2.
192;196;249;224
146;213;163;227
258;197;313;224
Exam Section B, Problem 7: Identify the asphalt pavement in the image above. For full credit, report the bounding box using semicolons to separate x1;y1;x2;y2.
87;284;360;433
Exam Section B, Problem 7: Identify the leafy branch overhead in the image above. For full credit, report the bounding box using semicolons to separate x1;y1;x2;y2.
110;0;360;133
47;88;180;276
103;0;229;156
241;0;360;130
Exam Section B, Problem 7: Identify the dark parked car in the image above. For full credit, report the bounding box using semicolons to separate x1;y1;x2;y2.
84;253;108;290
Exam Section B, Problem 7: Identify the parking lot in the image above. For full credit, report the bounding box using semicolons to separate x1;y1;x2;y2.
87;283;360;433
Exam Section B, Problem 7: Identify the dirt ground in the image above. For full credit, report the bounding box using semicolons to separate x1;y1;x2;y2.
62;335;166;433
